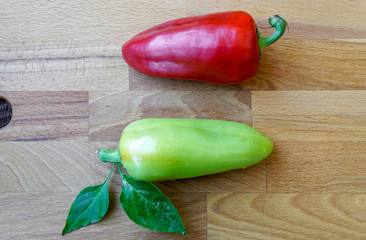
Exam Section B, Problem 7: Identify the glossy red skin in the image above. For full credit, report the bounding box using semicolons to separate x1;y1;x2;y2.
122;11;260;84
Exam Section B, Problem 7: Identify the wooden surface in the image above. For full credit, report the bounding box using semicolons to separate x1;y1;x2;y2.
0;1;365;239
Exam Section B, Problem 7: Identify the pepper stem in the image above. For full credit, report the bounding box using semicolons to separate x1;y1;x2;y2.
258;15;287;54
98;148;122;163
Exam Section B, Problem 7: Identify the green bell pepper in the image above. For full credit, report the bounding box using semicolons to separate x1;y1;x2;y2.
98;118;273;181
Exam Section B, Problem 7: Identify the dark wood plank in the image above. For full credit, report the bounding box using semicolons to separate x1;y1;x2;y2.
89;90;251;141
0;91;89;141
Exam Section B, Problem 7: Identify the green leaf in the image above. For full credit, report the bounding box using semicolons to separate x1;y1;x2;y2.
62;164;115;235
62;183;109;235
118;164;187;235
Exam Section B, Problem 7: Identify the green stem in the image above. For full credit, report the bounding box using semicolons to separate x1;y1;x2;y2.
98;148;122;163
106;163;115;181
258;15;287;55
117;163;125;179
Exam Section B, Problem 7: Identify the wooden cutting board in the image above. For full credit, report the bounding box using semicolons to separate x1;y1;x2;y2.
1;1;365;239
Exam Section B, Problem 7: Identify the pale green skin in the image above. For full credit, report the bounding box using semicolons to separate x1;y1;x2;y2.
119;118;273;182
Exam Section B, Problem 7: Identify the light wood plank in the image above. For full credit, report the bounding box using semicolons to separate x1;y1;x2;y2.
129;68;242;91
266;141;366;193
0;141;95;192
208;193;366;240
0;42;128;91
0;193;95;240
0;0;186;43
130;39;366;91
0;192;206;239
186;0;221;16
252;90;366;142
89;90;251;141
95;142;266;193
0;91;88;141
187;0;366;39
0;41;121;61
241;39;366;90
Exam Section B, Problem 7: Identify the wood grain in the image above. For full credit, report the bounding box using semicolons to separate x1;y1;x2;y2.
0;193;206;240
266;141;366;193
0;193;92;240
0;141;95;193
0;0;186;43
252;90;366;142
187;0;366;39
0;91;88;141
241;39;366;90
208;193;366;240
0;192;206;240
95;142;266;193
130;38;366;91
129;68;242;91
89;90;251;141
0;42;128;91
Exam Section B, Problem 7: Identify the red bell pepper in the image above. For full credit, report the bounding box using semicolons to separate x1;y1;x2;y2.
122;11;287;84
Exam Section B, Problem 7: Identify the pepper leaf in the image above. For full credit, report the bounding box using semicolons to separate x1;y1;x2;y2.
118;165;187;235
62;164;115;235
62;182;109;235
